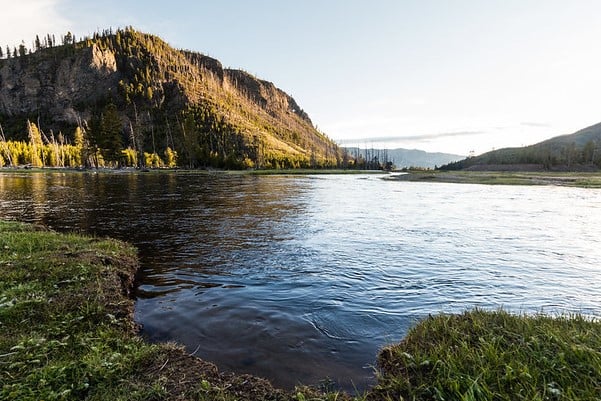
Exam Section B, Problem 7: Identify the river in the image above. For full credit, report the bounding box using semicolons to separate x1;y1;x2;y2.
0;171;600;391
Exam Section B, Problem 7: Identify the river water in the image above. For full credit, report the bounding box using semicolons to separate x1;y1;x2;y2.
1;171;600;391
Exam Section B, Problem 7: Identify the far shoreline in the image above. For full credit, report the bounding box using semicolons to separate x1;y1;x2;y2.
383;170;601;188
0;166;387;176
4;166;601;188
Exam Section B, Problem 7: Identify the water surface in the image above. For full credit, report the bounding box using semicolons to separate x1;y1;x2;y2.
1;171;600;391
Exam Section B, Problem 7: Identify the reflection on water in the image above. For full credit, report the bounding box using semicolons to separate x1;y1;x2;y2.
1;171;601;391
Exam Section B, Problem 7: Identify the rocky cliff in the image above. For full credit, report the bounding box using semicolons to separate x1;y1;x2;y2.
0;44;118;126
0;28;339;168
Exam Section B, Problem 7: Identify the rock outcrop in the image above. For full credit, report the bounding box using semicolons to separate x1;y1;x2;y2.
0;44;121;125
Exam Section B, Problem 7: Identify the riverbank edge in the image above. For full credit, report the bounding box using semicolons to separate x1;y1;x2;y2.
0;166;386;176
3;220;601;400
383;170;601;187
0;220;332;401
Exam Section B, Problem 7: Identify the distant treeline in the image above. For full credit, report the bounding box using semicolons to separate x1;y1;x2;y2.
440;140;601;171
1;31;80;59
341;147;394;170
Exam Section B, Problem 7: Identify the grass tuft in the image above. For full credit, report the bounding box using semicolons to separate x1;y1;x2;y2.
371;309;601;401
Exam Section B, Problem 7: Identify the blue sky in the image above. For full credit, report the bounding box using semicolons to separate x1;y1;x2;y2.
3;0;601;155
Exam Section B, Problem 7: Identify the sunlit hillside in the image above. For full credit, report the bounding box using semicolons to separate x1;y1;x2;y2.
0;27;340;169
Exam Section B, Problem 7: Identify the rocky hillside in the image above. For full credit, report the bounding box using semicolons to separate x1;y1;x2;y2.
0;28;340;169
440;122;601;171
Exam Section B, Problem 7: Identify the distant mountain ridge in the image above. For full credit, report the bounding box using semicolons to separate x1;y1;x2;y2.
440;122;601;171
0;27;340;169
345;147;464;169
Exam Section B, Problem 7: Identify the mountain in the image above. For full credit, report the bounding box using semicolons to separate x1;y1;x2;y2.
440;122;601;171
385;148;464;169
0;28;340;169
344;147;464;169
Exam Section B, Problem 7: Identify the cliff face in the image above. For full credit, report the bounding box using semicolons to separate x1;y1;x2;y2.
0;28;339;168
0;45;119;124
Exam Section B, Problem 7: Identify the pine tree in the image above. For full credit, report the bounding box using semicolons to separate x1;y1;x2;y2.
73;126;85;166
74;126;84;148
86;114;102;168
35;35;41;50
18;42;26;58
100;103;123;166
27;120;44;167
62;31;72;45
0;46;3;58
177;112;201;168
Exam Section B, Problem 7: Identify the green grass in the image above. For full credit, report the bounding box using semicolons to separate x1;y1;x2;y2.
372;309;601;401
0;220;170;400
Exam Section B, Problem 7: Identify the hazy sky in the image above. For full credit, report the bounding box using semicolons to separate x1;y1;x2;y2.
2;0;601;155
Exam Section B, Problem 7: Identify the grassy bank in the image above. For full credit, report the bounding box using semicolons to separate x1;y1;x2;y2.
385;170;601;188
371;309;601;401
0;220;298;401
2;221;600;400
245;169;386;176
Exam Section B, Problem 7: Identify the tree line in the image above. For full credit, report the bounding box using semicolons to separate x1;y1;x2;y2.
341;147;394;170
0;114;396;171
0;116;177;169
0;32;80;59
439;140;601;171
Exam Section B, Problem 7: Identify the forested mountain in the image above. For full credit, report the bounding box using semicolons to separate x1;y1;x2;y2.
440;122;601;171
0;27;340;169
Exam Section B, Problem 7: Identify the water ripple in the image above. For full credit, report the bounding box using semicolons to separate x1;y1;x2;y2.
0;173;600;392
